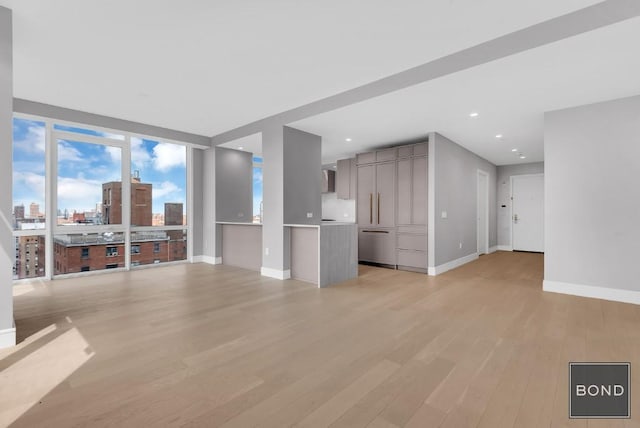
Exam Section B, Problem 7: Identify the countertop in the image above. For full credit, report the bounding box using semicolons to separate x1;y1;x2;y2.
216;221;262;226
284;221;356;228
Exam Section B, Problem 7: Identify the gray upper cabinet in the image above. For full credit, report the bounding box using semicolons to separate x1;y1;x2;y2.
321;169;335;193
357;164;375;225
375;162;395;227
356;151;376;165
336;158;356;200
412;156;427;225
357;162;395;227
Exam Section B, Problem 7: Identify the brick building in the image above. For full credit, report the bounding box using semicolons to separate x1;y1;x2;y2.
54;178;187;274
15;235;45;279
102;174;152;226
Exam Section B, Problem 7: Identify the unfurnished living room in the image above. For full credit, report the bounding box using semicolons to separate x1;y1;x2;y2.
1;1;640;427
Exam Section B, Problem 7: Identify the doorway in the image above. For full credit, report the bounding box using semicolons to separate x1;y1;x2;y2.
511;174;544;252
477;170;489;255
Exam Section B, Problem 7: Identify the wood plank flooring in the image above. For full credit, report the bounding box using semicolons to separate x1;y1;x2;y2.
1;252;639;427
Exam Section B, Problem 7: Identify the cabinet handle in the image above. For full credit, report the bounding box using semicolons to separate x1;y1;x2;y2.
369;193;373;224
362;230;389;233
377;193;380;224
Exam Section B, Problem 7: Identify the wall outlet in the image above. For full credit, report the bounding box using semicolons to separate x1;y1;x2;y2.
306;212;313;218
343;213;349;218
265;247;269;256
441;211;448;219
459;242;462;249
238;212;244;218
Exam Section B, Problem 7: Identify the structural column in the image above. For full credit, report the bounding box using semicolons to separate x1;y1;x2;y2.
261;126;322;279
0;6;15;348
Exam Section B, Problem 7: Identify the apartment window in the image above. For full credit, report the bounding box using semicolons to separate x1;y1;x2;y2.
253;157;263;223
130;138;186;227
105;263;118;269
81;266;90;272
13;116;192;281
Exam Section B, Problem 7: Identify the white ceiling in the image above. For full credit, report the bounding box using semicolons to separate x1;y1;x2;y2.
3;0;602;139
292;16;640;165
4;0;638;166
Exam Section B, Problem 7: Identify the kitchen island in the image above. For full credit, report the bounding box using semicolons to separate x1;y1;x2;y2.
286;221;358;287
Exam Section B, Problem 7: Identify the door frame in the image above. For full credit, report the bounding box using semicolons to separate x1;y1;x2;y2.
510;173;544;251
476;169;489;255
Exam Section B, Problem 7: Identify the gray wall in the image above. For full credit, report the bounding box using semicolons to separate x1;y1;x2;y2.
0;6;13;343
544;95;640;292
215;147;253;222
431;132;497;266
496;162;544;248
191;149;204;256
283;126;322;225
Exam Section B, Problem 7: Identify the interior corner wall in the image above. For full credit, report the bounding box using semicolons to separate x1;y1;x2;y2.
0;6;14;347
496;162;544;248
215;147;252;222
432;133;497;267
544;95;640;303
262;126;289;272
283;126;322;225
191;149;204;256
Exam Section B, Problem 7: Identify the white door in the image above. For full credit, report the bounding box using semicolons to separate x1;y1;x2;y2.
477;170;489;255
512;174;544;252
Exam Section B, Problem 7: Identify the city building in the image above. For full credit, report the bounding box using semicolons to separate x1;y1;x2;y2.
102;178;152;226
29;202;40;218
14;235;45;279
13;204;24;221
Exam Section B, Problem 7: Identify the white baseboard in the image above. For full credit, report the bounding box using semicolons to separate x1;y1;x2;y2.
497;245;513;251
428;253;479;276
192;255;222;265
0;323;16;349
260;267;291;280
543;280;640;305
488;246;498;254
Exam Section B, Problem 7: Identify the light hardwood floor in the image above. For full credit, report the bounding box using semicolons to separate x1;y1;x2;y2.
1;252;639;427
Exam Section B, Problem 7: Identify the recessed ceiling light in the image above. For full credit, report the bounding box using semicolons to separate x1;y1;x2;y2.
469;112;479;118
511;148;518;152
238;146;244;150
519;154;526;159
495;134;503;139
345;138;352;142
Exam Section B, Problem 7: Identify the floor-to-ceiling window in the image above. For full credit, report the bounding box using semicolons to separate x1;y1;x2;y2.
252;156;263;223
12;115;193;280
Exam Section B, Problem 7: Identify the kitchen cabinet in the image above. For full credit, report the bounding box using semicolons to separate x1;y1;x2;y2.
357;162;395;227
355;141;428;271
336;158;356;200
358;228;396;266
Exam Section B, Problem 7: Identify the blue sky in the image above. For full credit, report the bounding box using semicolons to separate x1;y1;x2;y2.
13;118;186;217
253;157;263;217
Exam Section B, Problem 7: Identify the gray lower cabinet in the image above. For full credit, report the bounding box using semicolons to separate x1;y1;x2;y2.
358;228;396;265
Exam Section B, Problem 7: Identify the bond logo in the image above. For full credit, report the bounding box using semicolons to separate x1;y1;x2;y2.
569;363;630;418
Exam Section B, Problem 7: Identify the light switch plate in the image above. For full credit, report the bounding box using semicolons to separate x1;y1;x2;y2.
306;212;313;218
441;211;448;219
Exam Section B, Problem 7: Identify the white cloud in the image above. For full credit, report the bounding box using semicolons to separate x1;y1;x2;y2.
57;176;103;212
153;181;180;198
152;143;185;172
58;141;83;162
131;137;151;169
105;146;122;165
14;124;45;153
13;171;45;197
